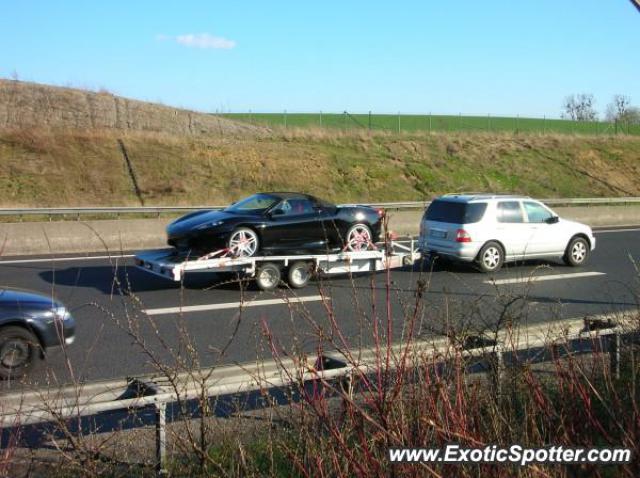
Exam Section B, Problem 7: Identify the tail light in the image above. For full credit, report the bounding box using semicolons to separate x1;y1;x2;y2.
455;229;472;243
374;208;385;217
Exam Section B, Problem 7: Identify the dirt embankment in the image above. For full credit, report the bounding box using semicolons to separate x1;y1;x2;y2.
1;80;639;208
0;79;264;136
1;127;640;208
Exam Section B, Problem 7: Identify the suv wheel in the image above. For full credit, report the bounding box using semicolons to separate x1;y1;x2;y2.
563;236;589;266
477;242;504;273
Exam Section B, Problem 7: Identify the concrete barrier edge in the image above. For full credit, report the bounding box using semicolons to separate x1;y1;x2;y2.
0;205;638;257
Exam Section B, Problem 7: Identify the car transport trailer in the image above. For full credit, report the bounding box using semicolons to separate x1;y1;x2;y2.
134;239;420;291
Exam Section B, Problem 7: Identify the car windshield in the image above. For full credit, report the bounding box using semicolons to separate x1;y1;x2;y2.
225;194;279;213
425;200;487;224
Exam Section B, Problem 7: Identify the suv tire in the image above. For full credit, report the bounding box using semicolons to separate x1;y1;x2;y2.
477;242;504;273
563;236;590;267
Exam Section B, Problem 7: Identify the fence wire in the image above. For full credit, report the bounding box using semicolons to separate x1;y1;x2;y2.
221;111;640;136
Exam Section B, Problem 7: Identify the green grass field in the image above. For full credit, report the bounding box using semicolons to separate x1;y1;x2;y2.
222;112;640;136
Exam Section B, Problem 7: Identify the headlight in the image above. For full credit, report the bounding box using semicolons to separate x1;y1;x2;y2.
42;306;69;321
54;306;69;321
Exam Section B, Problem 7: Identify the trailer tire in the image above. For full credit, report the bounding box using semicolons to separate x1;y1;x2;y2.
256;263;281;291
287;261;312;289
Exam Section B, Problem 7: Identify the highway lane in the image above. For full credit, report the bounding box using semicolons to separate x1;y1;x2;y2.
0;228;638;391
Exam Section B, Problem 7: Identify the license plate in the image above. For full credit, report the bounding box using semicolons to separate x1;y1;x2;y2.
430;229;447;238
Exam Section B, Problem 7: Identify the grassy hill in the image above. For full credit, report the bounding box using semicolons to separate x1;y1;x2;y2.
1;80;639;208
223;112;640;136
2;127;640;208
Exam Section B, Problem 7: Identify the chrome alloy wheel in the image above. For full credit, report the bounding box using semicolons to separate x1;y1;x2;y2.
482;246;501;270
346;225;372;252
571;240;587;264
229;229;258;257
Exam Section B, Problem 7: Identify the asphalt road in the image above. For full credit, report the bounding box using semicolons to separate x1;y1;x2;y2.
0;227;638;392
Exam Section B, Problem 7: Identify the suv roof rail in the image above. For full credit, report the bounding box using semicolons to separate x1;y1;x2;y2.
441;193;531;200
442;192;488;196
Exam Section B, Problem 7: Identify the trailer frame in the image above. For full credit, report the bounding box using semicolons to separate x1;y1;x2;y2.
135;239;420;290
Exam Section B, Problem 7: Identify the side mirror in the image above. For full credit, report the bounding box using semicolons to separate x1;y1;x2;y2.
545;216;559;224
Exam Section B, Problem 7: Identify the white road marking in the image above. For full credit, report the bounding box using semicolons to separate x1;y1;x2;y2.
594;227;640;234
3;311;628;407
143;295;326;316
485;272;605;285
0;254;135;265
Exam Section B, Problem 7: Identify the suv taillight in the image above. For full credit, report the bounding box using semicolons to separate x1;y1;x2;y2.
374;207;385;217
455;229;472;243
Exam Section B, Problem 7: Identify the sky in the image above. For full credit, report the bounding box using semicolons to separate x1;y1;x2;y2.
1;1;638;118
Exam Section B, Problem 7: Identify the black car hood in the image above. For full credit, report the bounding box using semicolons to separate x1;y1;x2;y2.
0;288;57;310
167;210;241;237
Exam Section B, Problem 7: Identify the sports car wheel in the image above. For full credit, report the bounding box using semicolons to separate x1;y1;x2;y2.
345;224;372;252
256;263;281;291
228;228;259;257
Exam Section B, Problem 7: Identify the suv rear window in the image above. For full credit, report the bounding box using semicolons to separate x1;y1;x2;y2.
424;200;487;224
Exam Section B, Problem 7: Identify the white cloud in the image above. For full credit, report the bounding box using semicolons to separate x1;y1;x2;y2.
161;33;236;50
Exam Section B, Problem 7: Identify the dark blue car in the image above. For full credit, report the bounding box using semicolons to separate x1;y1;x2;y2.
0;288;76;379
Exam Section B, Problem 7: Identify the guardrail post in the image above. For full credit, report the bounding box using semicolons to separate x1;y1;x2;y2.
492;346;505;398
609;331;621;380
340;368;354;400
155;401;168;477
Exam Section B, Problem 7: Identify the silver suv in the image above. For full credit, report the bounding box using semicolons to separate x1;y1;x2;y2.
418;194;596;272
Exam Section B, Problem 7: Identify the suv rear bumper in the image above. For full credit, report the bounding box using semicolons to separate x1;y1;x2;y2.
419;237;480;262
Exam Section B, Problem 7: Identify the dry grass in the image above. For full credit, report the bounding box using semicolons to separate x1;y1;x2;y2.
1;79;640;208
1;126;640;208
0;80;264;137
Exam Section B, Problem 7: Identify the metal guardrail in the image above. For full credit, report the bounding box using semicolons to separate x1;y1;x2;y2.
1;197;640;219
0;312;636;476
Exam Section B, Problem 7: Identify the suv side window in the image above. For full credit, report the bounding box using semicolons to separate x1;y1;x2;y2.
523;201;553;223
497;201;524;223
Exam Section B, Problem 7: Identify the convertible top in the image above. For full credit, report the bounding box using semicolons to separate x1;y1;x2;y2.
258;192;312;200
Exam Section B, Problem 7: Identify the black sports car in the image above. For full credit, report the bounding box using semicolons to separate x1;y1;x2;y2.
167;192;384;257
